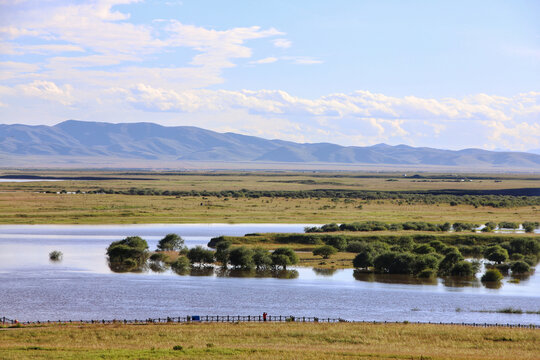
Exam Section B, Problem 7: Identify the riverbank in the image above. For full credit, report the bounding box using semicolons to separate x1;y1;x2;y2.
1;322;538;359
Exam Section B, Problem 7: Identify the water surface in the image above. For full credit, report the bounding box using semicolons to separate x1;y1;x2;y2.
0;224;538;324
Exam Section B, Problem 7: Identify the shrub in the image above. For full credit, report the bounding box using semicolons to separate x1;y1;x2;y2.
353;251;375;269
523;221;539;233
187;246;215;267
106;236;149;272
49;250;63;261
271;247;298;270
450;261;475;277
171;257;191;274
498;221;519;229
157;233;185;252
484;245;509;264
313;245;338;259
228;246;255;269
413;254;440;274
322;235;347;251
510;260;530;274
413;244;435;254
417;268;436;278
252;247;273;270
214;240;232;266
481;269;503;282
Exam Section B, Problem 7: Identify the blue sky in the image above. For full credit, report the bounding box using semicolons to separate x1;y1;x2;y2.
1;0;539;151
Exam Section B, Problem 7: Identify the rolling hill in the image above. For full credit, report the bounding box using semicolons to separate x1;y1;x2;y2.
1;120;539;169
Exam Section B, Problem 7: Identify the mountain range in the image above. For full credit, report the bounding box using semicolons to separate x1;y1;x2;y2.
1;120;539;169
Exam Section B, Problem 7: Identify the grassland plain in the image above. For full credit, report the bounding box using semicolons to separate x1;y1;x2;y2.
1;322;539;360
0;171;539;224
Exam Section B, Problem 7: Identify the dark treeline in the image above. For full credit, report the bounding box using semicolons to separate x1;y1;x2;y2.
306;221;540;233
60;187;540;208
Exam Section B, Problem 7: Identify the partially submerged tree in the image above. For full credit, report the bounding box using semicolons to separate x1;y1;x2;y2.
157;233;185;252
187;246;215;267
106;236;149;272
271;247;298;270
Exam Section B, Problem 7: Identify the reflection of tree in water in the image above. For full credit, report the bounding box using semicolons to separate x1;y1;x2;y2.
214;268;298;279
353;270;437;285
482;281;503;289
189;267;215;277
312;268;338;277
442;276;481;288
108;260;149;273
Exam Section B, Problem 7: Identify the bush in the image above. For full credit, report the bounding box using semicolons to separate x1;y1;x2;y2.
157;233;185;251
171;256;190;274
271;247;298;270
510;260;530;274
229;246;255;269
484;245;509;264
187;246;215;267
322;235;347;251
450;261;475;277
106;236;149;272
252;247;273;270
498;221;519;229
353;251;374;269
481;269;503;282
413;244;435;254
417;268;436;278
523;221;539;233
214;240;232;266
313;245;338;259
49;250;63;261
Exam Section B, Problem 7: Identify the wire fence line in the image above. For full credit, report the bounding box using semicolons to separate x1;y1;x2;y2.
1;316;538;329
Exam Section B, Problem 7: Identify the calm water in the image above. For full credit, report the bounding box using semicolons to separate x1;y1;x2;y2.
0;224;538;324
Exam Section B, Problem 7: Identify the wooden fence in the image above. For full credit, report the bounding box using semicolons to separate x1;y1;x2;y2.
1;316;538;329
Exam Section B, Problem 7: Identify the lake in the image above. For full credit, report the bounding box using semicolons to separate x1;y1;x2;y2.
0;224;538;324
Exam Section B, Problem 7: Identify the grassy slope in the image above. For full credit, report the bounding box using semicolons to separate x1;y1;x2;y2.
1;322;539;360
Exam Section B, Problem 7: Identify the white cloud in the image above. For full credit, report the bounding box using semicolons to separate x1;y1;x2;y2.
249;57;278;64
272;38;292;48
18;80;74;105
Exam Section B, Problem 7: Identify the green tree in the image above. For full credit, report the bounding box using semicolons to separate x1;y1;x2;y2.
214;240;232;266
187;246;215;267
106;236;149;272
157;233;185;251
353;251;374;269
171;256;190;274
271;247;298;270
510;260;530;274
313;245;337;259
229;246;255;269
450;261;475;277
484;245;509;264
252;247;273;270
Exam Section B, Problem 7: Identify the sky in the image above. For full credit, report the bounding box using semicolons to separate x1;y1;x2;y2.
1;0;539;151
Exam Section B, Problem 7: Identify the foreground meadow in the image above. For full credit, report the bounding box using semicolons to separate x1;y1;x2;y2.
1;322;539;360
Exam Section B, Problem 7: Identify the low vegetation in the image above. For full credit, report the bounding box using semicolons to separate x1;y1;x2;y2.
48;250;63;261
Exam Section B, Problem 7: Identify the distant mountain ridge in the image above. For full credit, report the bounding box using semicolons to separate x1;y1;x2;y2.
1;120;539;169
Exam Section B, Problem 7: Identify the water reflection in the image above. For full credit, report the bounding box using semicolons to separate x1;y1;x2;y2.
312;268;338;277
353;271;438;285
442;276;481;288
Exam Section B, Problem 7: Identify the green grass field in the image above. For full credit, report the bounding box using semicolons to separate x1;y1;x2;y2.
1;322;538;359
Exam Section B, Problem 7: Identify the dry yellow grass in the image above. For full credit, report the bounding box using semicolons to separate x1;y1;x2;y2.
0;322;538;359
